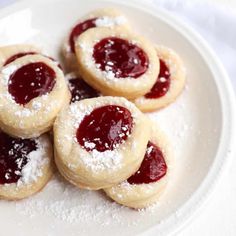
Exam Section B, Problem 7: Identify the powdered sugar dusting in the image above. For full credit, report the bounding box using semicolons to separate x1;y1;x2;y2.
95;16;127;28
80;149;122;172
17;137;49;186
15;174;158;227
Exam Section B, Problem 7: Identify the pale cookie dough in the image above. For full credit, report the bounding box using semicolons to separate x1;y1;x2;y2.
134;45;186;112
104;124;172;209
75;27;159;99
0;44;41;69
62;8;129;72
0;133;54;200
0;54;71;138
54;96;151;190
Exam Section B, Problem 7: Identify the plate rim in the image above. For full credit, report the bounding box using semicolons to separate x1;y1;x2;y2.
0;0;235;235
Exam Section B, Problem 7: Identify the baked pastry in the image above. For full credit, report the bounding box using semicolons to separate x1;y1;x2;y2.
0;44;41;68
0;131;53;200
75;27;159;99
54;96;151;190
0;54;71;138
134;46;186;112
104;124;172;209
62;8;129;72
0;44;62;71
66;72;100;103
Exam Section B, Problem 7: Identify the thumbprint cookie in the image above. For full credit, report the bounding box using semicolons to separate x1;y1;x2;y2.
134;46;186;112
0;131;53;200
104;124;172;209
62;8;129;72
54;96;151;190
75;27;159;99
0;54;70;138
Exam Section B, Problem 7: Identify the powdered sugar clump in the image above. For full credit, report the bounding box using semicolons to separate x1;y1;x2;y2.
95;16;127;27
17;137;49;186
1;65;18;85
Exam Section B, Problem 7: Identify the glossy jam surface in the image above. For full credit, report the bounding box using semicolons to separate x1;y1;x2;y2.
77;105;133;152
0;131;37;184
93;37;149;79
8;62;56;105
127;141;167;184
69;18;97;53
68;77;99;103
4;52;36;66
145;59;171;99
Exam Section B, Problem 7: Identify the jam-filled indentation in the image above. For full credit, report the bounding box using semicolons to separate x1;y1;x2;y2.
145;59;170;99
127;141;167;184
8;62;56;105
93;37;149;79
76;105;133;152
69;18;97;53
0;131;37;184
68;77;99;103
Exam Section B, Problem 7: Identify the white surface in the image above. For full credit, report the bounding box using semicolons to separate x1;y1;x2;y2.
0;0;235;236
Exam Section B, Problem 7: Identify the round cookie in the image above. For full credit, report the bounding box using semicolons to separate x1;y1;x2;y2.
66;72;100;103
134;46;186;112
54;96;151;190
0;54;71;138
62;8;129;72
104;124;172;209
0;131;54;200
0;44;41;68
75;27;159;99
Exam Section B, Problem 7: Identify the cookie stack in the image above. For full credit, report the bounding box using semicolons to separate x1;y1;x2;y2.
0;45;70;199
0;8;186;208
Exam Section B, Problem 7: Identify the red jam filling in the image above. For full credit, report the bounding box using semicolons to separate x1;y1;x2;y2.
68;77;99;103
145;59;171;99
8;62;56;105
0;131;37;184
69;18;97;53
76;105;133;152
127;141;167;184
4;52;36;66
93;37;149;79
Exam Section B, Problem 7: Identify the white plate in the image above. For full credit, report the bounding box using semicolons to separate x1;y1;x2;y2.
0;0;235;235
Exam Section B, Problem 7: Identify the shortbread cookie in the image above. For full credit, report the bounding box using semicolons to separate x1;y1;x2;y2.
66;72;100;103
0;54;71;138
62;8;129;72
54;96;151;190
0;44;41;68
104;124;172;209
134;46;186;112
0;131;53;200
75;27;159;99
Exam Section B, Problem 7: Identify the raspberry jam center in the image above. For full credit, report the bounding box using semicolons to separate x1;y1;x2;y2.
68;76;99;103
8;62;56;105
76;105;133;152
145;59;171;99
4;52;36;66
0;131;37;184
69;18;97;53
93;37;149;79
127;141;167;184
